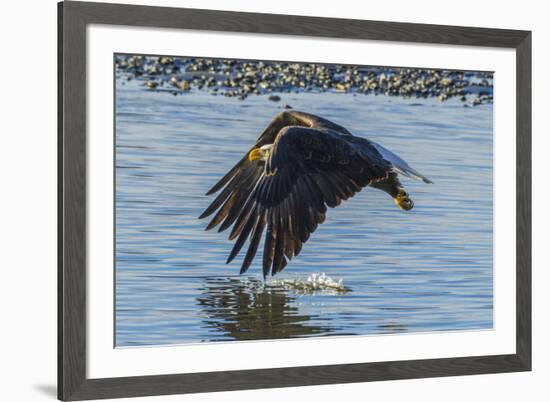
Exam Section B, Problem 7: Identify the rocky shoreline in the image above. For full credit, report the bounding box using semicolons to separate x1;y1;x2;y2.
115;55;493;106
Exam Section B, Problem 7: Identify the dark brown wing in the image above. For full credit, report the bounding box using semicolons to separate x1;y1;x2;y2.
200;124;392;277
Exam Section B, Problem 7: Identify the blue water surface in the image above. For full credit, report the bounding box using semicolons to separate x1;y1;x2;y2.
115;80;493;346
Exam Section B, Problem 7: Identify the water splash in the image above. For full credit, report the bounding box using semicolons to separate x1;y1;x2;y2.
267;273;350;295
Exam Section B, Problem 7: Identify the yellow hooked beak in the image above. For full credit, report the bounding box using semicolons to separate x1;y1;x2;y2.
249;147;263;161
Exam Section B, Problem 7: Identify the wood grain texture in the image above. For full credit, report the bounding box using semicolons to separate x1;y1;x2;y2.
58;1;532;400
59;1;87;399
57;2;64;398
515;32;532;370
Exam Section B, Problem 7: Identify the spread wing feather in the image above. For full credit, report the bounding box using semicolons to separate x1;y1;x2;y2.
200;111;394;277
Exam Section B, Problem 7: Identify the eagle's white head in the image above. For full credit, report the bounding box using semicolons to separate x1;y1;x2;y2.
248;144;274;162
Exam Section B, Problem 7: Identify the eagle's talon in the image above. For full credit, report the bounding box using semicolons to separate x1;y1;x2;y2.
395;189;414;211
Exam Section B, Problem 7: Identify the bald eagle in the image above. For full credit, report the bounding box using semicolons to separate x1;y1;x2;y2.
199;111;432;277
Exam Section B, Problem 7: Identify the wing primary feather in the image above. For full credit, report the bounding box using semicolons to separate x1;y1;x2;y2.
272;206;286;275
303;175;327;214
287;191;302;257
226;204;259;264
262;210;276;278
296;177;317;235
240;209;266;274
302;177;325;233
324;172;347;200
199;175;237;219
281;198;294;260
344;172;363;192
319;174;343;206
264;172;280;206
218;168;263;232
292;179;307;243
207;167;262;230
205;191;239;231
228;175;265;240
331;172;354;199
205;157;246;195
295;185;311;243
228;198;256;240
313;174;338;208
278;256;288;273
294;237;303;256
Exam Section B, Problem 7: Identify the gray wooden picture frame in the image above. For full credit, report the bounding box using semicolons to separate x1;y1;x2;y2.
58;1;532;400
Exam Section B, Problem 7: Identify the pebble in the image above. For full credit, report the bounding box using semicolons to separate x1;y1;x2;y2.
178;80;190;91
145;80;158;90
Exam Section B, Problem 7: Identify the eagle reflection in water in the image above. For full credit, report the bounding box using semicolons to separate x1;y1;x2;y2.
196;277;334;341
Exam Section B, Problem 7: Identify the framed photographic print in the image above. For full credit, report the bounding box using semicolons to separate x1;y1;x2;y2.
58;1;531;400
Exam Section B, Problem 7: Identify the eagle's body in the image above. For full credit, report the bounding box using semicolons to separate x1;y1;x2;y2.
199;111;432;277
